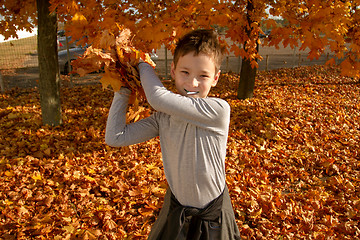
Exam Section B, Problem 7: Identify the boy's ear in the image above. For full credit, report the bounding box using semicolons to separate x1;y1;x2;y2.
170;62;176;79
212;70;221;87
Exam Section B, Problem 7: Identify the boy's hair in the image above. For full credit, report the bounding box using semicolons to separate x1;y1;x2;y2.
173;29;225;73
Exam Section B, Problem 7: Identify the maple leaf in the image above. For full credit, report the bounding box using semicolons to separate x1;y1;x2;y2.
72;12;87;25
99;69;124;92
99;29;116;49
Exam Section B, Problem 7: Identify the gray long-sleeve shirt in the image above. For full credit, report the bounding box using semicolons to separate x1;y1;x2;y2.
105;63;230;208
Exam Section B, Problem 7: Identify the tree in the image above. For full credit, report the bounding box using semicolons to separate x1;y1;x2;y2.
37;0;62;126
1;0;62;126
233;0;264;99
238;43;258;100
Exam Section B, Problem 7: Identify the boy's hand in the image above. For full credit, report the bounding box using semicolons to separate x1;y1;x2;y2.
138;52;156;68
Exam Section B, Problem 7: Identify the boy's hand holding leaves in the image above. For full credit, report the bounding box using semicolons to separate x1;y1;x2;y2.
71;28;156;122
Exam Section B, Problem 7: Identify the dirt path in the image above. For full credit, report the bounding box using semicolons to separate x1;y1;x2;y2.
1;67;102;90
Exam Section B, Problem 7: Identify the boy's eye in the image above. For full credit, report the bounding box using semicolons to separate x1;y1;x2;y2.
181;71;189;75
200;75;209;78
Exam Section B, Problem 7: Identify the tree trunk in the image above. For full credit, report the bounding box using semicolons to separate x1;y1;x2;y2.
237;55;257;100
37;0;62;126
237;0;258;100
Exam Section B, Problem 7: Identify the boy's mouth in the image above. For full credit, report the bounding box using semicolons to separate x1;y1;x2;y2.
185;89;199;95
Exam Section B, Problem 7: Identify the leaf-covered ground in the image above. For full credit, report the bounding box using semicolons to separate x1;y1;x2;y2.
0;66;359;239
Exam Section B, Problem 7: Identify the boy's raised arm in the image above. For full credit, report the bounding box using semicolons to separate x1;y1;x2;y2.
105;87;159;147
139;63;230;131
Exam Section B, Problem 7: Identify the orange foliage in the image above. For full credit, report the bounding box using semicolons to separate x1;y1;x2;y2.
1;0;359;77
0;0;37;40
70;28;156;122
48;0;360;78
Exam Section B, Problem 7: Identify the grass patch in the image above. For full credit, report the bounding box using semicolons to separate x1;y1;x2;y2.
0;36;37;69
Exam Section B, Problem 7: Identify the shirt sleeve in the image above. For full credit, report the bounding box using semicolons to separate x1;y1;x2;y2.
105;87;159;147
139;63;230;132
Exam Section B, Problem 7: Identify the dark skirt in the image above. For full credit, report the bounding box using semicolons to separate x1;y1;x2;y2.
148;185;241;240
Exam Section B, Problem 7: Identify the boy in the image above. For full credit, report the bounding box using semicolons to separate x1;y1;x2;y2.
105;29;241;239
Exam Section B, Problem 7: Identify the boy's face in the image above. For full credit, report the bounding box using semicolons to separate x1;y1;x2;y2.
171;52;220;98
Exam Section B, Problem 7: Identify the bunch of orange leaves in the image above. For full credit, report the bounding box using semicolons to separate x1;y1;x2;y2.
71;28;156;123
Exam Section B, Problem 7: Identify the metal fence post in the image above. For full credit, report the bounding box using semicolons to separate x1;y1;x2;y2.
165;47;168;80
0;72;4;93
266;55;269;71
65;36;73;87
293;46;297;67
226;56;229;72
237;44;241;74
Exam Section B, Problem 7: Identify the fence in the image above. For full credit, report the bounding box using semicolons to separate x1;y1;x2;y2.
152;47;340;80
0;35;340;92
0;36;38;92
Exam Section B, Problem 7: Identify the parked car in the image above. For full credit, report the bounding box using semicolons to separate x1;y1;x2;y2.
58;46;87;75
259;30;271;39
57;36;77;51
58;47;159;75
57;30;66;37
57;30;77;51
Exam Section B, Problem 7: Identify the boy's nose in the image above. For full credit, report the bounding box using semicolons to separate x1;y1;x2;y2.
191;77;199;87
